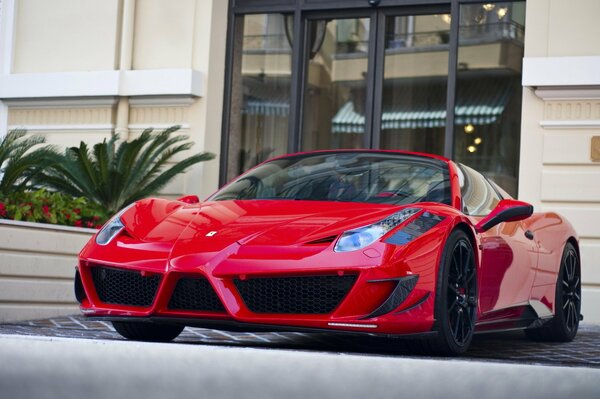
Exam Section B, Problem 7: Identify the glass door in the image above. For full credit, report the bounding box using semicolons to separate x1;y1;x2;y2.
299;8;451;155
374;9;451;155
301;13;376;151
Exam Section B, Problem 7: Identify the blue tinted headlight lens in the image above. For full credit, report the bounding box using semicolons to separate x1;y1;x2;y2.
95;217;124;246
95;204;135;246
334;208;420;252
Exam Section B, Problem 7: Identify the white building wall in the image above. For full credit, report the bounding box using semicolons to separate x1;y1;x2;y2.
12;0;121;73
0;0;227;199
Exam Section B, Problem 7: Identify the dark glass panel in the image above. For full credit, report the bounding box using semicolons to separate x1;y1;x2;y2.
301;18;371;151
379;14;451;155
226;14;292;181
453;2;525;197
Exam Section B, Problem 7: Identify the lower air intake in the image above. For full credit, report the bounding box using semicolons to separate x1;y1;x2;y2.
91;266;160;307
168;277;226;312
234;275;357;314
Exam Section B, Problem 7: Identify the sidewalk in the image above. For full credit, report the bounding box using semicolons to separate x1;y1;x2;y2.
1;333;599;399
1;315;599;368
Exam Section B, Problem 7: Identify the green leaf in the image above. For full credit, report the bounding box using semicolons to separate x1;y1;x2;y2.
32;126;215;215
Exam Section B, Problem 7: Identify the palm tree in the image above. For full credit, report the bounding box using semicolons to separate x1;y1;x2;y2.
0;129;59;196
39;126;215;215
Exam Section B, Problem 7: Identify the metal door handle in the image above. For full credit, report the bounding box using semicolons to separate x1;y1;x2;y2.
524;230;534;240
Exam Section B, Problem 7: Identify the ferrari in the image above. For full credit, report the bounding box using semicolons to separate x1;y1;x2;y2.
75;150;582;355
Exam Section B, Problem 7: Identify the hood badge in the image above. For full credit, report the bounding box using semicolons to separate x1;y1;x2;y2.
206;231;218;237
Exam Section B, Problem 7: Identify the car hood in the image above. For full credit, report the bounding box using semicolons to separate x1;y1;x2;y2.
121;198;408;251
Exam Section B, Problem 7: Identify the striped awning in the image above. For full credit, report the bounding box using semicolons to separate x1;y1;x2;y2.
243;96;290;117
332;78;513;134
241;79;290;117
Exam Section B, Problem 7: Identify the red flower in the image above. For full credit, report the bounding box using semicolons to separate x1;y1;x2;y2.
86;221;94;228
74;220;82;227
65;214;71;219
92;215;100;221
73;208;81;215
0;202;6;218
42;205;50;215
95;224;103;229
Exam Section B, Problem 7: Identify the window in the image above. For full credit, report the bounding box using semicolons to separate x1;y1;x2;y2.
457;163;501;216
453;2;525;197
225;13;293;180
222;1;526;194
212;152;451;206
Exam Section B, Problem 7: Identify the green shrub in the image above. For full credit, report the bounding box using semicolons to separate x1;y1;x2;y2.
37;126;215;215
0;129;59;195
0;189;108;228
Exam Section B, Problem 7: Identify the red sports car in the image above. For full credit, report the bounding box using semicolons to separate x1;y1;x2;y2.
75;150;582;355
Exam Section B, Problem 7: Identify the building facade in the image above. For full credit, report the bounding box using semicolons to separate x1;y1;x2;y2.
0;0;599;322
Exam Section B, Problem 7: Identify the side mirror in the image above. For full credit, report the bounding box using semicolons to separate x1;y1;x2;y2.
475;199;533;233
177;195;200;204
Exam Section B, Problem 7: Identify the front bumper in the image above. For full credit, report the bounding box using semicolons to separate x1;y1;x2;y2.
77;229;443;336
77;260;435;336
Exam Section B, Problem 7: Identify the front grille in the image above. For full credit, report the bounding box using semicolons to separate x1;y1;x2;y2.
90;266;160;307
234;275;357;314
168;277;226;312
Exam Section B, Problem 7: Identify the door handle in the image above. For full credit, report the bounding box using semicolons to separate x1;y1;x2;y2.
524;230;534;240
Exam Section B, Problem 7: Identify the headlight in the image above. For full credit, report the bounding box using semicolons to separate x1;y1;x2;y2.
95;204;133;246
334;208;420;252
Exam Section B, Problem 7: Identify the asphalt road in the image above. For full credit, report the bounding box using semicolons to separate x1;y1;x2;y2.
1;333;599;399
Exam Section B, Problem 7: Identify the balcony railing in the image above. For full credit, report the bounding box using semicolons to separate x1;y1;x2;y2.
243;34;292;53
241;21;524;55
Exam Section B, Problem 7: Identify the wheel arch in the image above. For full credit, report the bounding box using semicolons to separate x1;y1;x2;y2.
453;222;477;252
430;219;478;313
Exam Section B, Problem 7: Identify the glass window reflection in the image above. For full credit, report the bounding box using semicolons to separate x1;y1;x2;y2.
301;18;370;151
226;14;292;181
453;2;525;197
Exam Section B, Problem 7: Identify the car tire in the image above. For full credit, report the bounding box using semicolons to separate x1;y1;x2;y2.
112;321;184;342
416;229;477;356
525;242;580;342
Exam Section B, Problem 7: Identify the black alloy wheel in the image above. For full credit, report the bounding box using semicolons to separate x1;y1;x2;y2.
525;242;581;342
447;238;478;347
417;229;477;356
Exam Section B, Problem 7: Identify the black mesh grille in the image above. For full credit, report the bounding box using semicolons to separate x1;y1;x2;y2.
168;277;226;312
234;275;357;314
90;266;160;307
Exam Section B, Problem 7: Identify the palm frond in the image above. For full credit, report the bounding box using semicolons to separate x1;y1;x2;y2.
0;129;60;195
37;126;215;214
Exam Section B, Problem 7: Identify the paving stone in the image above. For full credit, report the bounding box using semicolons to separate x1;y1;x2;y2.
1;315;599;368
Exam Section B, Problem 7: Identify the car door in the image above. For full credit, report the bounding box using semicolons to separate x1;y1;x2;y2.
457;164;537;315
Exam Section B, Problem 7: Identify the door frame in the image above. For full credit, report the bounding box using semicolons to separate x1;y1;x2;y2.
220;0;520;185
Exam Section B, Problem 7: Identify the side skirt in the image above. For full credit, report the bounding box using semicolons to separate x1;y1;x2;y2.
474;300;554;334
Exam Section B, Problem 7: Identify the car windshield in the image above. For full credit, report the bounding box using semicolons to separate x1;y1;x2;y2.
210;152;451;206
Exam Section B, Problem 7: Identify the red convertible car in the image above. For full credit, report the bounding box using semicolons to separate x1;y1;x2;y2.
75;150;581;355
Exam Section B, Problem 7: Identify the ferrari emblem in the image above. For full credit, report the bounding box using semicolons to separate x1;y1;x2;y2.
206;231;217;237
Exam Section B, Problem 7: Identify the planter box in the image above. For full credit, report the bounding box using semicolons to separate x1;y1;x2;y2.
0;219;95;323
